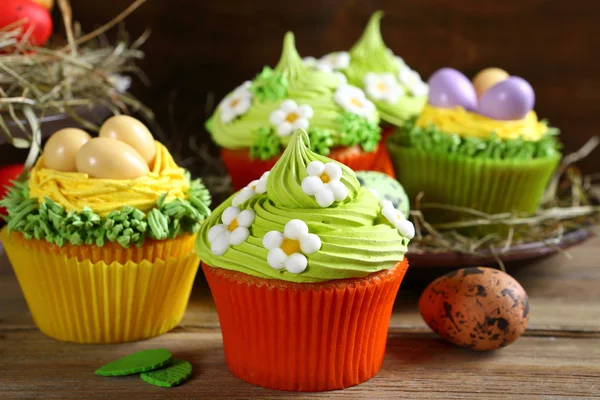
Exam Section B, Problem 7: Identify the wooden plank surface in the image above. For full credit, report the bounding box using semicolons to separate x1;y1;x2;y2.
1;238;600;399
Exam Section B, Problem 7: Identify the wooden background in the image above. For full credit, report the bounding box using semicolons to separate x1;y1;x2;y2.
57;0;600;174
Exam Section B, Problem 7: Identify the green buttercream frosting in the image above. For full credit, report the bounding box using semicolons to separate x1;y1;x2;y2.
343;11;427;127
1;175;211;248
208;32;381;158
391;118;562;160
196;130;411;283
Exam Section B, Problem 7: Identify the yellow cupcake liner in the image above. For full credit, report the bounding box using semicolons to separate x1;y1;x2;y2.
1;229;200;344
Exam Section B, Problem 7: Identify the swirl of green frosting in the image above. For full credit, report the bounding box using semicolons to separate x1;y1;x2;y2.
196;130;411;283
207;32;380;158
343;11;426;127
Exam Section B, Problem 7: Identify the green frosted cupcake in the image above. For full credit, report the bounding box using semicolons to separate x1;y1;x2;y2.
303;11;427;129
387;67;561;218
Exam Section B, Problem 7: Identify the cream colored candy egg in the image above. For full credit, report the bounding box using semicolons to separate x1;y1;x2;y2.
472;68;510;98
43;128;91;172
99;115;156;164
76;137;150;179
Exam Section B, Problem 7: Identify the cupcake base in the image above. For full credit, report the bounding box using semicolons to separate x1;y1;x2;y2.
202;259;409;392
388;143;560;217
1;229;200;344
222;142;396;191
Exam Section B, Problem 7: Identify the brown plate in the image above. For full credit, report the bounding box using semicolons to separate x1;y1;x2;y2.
406;226;595;268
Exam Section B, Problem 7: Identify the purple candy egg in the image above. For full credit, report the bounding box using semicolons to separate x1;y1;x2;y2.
478;77;535;120
427;68;478;111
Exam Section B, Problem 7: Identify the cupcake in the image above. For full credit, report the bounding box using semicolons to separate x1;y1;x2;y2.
206;32;395;191
0;116;211;344
387;67;561;217
196;129;414;391
336;11;428;136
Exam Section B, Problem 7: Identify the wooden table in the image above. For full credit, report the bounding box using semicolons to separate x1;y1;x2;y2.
1;237;600;399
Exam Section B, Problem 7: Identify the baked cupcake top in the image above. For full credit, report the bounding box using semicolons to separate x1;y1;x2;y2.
1;117;211;247
206;32;381;161
334;11;428;128
196;130;414;283
392;68;561;160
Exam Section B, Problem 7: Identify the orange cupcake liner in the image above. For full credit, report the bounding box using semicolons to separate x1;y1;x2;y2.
221;142;396;191
202;259;409;392
2;229;200;344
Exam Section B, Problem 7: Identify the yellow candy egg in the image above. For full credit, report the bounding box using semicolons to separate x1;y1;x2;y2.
43;128;91;172
99;116;156;164
472;68;510;98
75;137;150;179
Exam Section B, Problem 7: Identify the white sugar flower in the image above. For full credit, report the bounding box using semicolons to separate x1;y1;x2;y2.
269;99;314;137
364;72;404;104
334;85;377;120
262;219;321;274
398;67;428;97
315;51;351;72
301;161;348;207
219;81;253;123
303;56;318;68
208;206;256;256
232;171;270;207
381;200;415;239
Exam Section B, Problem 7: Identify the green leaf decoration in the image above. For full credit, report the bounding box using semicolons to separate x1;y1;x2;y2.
250;126;282;161
0;174;212;248
95;349;172;377
250;67;288;103
140;359;193;388
336;112;382;152
394;118;562;160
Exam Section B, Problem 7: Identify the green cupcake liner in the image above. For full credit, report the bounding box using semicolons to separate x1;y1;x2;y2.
387;142;561;217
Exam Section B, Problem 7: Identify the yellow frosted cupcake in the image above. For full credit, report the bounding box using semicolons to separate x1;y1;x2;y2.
0;116;211;343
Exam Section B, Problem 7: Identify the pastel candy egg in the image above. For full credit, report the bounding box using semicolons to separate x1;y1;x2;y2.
478;77;535;120
76;137;150;179
355;171;410;217
43;128;91;172
419;267;529;351
99;116;156;164
472;68;509;98
427;68;478;111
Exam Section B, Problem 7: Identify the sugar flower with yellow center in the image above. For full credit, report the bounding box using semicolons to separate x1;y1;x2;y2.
262;219;322;274
208;206;256;256
381;200;415;239
232;171;270;207
364;72;404;104
219;81;253;123
334;84;376;120
269;100;314;137
301;160;348;207
397;67;428;97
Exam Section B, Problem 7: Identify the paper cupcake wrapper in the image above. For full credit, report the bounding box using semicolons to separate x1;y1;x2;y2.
202;259;408;392
221;142;395;191
1;229;200;344
387;143;560;216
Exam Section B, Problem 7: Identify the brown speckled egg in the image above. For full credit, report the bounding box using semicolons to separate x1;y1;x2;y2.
419;267;529;351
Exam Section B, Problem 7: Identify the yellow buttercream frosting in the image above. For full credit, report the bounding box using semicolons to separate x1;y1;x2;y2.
415;104;547;141
29;142;189;216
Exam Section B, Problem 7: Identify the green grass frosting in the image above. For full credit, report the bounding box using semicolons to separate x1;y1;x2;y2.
1;174;211;248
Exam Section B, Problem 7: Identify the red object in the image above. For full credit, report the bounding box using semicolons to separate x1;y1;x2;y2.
0;164;24;215
202;259;408;392
0;0;53;47
222;141;396;191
